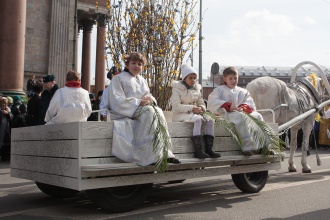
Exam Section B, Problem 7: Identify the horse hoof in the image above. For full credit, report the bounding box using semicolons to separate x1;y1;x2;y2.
302;169;312;173
288;168;297;172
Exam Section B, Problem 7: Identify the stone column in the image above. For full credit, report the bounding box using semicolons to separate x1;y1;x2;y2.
48;0;72;88
0;0;27;96
94;15;107;97
80;19;94;92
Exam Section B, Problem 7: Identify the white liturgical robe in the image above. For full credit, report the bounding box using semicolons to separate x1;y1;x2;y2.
208;85;263;152
108;71;175;166
44;86;92;125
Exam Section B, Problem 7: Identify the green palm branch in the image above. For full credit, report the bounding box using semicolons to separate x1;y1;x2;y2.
201;111;242;147
129;96;170;173
148;104;170;173
241;112;285;158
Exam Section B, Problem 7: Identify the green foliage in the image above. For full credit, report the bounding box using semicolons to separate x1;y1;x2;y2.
136;104;170;172
242;113;285;159
201;111;242;147
149;104;170;172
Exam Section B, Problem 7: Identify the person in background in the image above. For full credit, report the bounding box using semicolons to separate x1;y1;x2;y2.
208;66;264;156
13;96;22;108
318;105;330;149
26;82;44;126
100;66;119;120
44;70;91;124
170;63;220;159
6;96;13;110
88;90;103;121
11;103;27;128
37;74;58;125
26;74;35;95
0;97;13;161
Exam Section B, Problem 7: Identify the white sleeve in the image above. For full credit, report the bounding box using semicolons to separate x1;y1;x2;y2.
44;89;61;124
99;87;109;115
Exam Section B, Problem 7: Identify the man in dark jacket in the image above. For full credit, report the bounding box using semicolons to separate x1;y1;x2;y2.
26;75;35;93
26;82;43;126
37;74;58;125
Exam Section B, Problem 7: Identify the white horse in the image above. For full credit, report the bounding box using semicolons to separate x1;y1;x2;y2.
246;74;324;173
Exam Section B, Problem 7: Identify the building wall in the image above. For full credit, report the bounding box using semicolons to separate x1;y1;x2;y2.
24;0;52;90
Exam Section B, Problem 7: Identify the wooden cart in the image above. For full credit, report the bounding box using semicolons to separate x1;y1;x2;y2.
11;121;281;213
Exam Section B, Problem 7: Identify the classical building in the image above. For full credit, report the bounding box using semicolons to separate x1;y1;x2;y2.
0;0;107;97
202;65;330;100
1;1;330;100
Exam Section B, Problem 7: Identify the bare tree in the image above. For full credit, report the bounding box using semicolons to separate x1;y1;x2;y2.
96;0;199;109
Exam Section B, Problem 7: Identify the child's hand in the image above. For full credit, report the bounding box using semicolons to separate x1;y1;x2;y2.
230;105;243;112
140;96;153;106
229;105;237;112
192;106;203;114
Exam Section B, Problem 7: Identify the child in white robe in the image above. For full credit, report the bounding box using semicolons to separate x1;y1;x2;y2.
170;63;220;159
44;70;92;125
208;66;263;156
108;52;180;166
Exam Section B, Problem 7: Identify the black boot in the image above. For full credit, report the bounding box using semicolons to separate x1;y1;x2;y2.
191;135;209;159
203;135;221;158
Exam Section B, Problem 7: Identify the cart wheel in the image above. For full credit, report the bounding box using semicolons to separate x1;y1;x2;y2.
87;183;153;213
35;182;79;198
231;171;268;193
168;179;186;184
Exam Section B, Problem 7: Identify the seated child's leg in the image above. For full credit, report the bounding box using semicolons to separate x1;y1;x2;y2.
205;119;214;136
191;117;209;159
203;119;220;158
193;119;202;136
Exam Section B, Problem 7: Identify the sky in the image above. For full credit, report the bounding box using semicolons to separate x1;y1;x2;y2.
77;0;330;82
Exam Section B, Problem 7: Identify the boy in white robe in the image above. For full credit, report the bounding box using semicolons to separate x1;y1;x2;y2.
208;66;263;156
45;70;92;125
108;52;180;166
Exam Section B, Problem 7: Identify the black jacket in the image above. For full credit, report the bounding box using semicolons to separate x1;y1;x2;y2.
37;84;58;125
26;94;41;126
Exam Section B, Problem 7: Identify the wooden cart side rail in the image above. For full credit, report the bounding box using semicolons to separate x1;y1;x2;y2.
79;162;281;190
11;168;79;190
10;137;239;159
81;155;279;171
11;122;81;141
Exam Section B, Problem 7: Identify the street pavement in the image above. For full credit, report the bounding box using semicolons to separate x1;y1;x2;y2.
1;149;330;219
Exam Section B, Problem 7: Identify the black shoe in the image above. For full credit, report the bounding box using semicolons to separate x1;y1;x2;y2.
167;158;181;164
242;150;257;156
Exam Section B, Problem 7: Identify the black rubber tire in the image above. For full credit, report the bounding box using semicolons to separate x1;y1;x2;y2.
87;183;153;213
231;171;268;193
35;182;79;198
168;179;186;184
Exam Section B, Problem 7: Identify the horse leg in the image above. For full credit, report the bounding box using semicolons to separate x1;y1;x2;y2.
301;126;312;173
288;129;298;172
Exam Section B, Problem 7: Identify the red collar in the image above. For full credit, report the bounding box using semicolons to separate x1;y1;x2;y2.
65;81;81;88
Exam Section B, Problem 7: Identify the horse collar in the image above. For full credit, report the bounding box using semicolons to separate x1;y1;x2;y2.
297;77;321;104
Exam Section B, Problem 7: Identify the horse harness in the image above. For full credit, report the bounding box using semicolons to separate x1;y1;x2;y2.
272;77;322;114
266;77;323;135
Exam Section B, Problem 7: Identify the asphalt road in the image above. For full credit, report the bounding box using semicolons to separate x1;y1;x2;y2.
1;149;330;220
